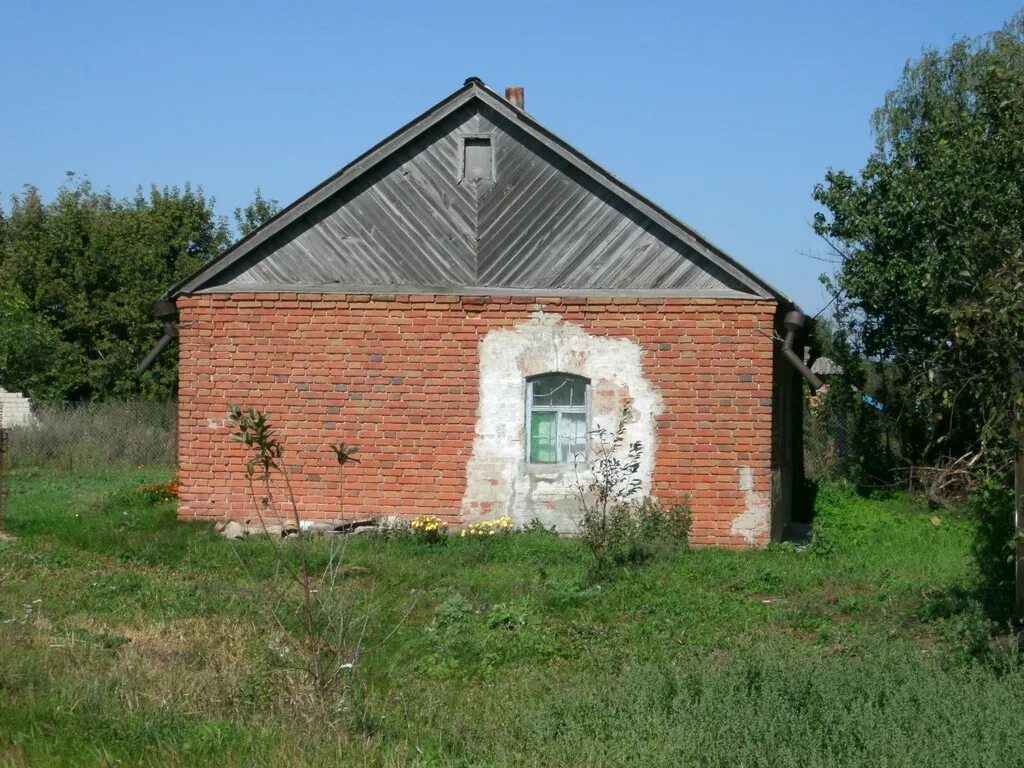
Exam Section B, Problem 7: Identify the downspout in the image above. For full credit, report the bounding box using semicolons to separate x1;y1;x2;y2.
780;309;824;391
135;299;178;375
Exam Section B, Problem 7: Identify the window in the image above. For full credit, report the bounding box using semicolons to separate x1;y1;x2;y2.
526;373;590;464
460;136;494;183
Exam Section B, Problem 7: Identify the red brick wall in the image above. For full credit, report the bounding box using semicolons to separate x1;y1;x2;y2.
176;293;778;547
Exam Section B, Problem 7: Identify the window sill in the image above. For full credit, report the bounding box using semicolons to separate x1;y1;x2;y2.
524;462;586;477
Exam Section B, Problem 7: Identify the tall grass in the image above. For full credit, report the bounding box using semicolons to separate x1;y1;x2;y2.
6;400;176;470
4;472;1015;765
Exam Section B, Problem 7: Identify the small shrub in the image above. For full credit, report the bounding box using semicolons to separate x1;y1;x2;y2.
806;523;837;557
942;599;1024;674
460;517;514;537
592;497;692;568
635;496;691;542
627;496;692;560
411;515;448;541
573;408;690;574
947;600;997;665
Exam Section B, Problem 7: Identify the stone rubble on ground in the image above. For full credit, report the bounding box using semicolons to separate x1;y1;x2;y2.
215;518;377;539
219;521;246;540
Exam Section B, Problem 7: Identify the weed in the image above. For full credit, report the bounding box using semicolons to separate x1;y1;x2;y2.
524;517;559;535
435;592;474;628
485;603;528;631
374;517;411;540
227;404;409;714
573;408;691;575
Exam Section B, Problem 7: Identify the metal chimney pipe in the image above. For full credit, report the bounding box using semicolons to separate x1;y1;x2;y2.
505;86;525;110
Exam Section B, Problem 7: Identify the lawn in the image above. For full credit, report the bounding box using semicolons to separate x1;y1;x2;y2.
1;467;1021;767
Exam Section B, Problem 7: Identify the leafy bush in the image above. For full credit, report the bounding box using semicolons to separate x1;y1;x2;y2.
435;592;474;628
591;497;692;569
573;408;690;575
630;496;692;557
968;476;1016;620
523;517;559;535
374;517;412;539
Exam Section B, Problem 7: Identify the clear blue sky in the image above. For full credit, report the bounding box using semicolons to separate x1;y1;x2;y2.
2;1;1020;312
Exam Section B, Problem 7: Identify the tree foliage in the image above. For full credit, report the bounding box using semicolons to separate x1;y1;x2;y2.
813;15;1024;470
0;277;67;400
0;174;230;402
233;188;280;237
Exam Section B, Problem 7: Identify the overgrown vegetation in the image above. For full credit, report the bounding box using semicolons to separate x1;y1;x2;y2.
227;405;394;712
5;470;1020;765
573;409;691;575
814;15;1024;473
810;13;1024;614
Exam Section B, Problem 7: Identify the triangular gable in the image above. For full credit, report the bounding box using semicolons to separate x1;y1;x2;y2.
166;80;786;301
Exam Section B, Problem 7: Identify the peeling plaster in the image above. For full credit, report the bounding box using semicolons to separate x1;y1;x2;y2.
731;466;770;545
460;312;662;532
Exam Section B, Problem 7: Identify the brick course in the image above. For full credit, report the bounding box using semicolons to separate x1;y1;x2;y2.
176;293;778;547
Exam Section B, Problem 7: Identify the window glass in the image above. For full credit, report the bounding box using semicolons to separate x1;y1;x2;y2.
558;411;588;463
530;411;557;464
527;374;590;464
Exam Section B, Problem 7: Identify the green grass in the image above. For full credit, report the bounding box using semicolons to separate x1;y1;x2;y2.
1;471;1021;766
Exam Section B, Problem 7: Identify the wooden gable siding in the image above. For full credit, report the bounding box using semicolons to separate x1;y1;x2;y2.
206;103;750;295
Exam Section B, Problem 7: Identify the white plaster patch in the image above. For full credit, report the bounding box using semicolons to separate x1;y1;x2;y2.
731;466;770;545
460;312;662;532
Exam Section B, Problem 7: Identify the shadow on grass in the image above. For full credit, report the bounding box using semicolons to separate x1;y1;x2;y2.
968;482;1016;623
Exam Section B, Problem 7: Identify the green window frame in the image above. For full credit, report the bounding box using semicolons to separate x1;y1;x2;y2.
526;373;591;464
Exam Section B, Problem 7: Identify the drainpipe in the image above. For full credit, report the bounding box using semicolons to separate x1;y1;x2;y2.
781;309;824;391
135;300;178;375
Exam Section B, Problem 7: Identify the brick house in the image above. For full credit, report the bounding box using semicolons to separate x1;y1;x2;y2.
149;78;821;547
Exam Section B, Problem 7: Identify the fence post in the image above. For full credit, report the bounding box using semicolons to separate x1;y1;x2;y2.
1016;443;1024;619
0;400;7;535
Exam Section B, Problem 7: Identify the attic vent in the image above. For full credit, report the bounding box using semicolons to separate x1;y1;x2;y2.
461;136;493;183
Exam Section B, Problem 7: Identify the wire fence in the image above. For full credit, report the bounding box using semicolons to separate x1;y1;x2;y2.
5;400;177;472
803;404;846;482
0;402;8;533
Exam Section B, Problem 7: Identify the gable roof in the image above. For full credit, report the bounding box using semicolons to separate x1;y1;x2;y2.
164;78;788;302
